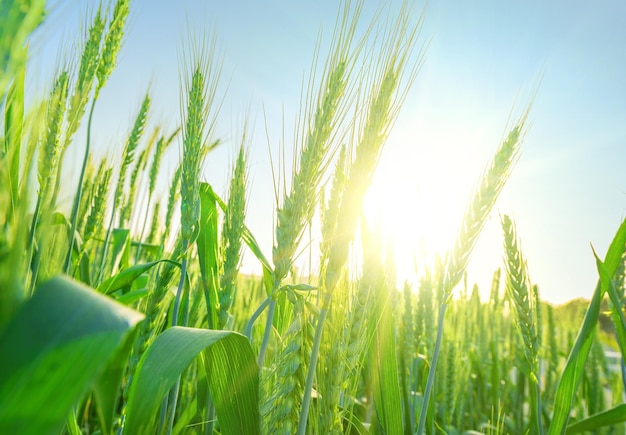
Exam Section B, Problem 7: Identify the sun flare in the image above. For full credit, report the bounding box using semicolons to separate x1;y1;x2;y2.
361;157;471;287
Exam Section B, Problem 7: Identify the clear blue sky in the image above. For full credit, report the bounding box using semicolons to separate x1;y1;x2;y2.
33;0;626;304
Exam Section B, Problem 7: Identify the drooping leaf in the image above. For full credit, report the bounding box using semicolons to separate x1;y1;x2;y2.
97;259;179;295
565;404;626;434
0;276;143;434
115;288;149;305
204;181;273;274
124;326;260;435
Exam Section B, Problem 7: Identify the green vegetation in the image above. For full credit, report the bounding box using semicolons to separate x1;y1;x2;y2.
1;1;626;434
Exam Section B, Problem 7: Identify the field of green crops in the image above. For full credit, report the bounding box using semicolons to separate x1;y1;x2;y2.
2;1;626;434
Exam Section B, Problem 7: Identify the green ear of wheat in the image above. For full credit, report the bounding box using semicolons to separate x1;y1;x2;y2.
501;213;543;434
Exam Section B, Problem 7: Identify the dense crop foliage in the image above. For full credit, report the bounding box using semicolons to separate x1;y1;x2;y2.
1;1;626;434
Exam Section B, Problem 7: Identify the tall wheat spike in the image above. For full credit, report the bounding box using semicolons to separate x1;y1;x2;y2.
301;5;425;431
96;0;130;96
161;36;222;435
257;0;359;371
219;143;248;329
501;213;542;433
418;106;533;433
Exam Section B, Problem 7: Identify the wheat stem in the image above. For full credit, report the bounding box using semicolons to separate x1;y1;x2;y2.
64;97;97;274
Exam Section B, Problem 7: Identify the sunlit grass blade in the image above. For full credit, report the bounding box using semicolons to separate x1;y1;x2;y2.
595;250;626;361
564;404;626;434
548;217;626;434
371;281;404;434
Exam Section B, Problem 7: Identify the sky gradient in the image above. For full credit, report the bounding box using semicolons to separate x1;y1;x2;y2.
33;0;626;304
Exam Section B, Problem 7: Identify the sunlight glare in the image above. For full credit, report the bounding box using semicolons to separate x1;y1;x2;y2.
361;139;489;290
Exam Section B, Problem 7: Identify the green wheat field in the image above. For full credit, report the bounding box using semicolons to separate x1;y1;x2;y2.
1;1;626;434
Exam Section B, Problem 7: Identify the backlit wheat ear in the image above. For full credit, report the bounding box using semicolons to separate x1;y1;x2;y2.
319;144;347;277
180;68;204;247
272;59;348;285
324;0;425;294
300;5;426;433
83;162;112;247
179;36;221;247
65;6;104;145
501;213;543;433
419;108;533;435
263;296;314;433
501;214;539;380
37;71;69;209
258;3;359;369
443;117;529;300
27;70;69;287
219;143;248;329
96;0;130;96
135;127;173;261
116;94;151;227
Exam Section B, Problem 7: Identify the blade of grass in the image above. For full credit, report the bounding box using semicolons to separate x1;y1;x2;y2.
548;217;626;434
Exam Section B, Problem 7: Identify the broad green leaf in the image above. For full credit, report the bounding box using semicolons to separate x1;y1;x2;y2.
565;404;626;434
198;182;220;329
97;259;179;294
124;326;260;435
549;217;626;434
0;276;143;435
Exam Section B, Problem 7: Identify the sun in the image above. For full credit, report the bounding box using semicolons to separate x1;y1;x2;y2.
361;150;480;288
